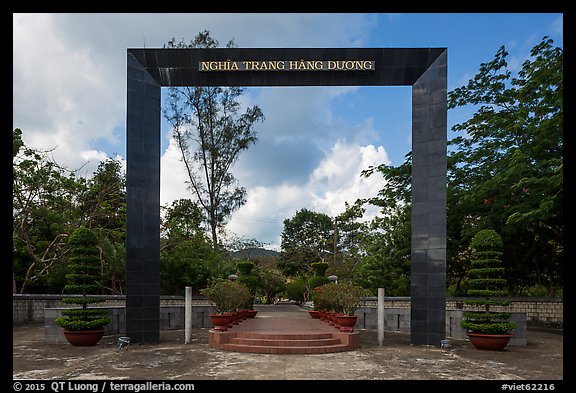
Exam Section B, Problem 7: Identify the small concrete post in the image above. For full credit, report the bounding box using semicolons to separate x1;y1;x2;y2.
185;286;192;344
378;288;385;346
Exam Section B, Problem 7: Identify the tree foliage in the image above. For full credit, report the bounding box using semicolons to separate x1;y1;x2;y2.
234;260;259;308
13;130;129;294
278;208;334;277
81;159;127;294
257;268;287;304
306;261;329;290
13;129;87;293
331;201;369;281
352;36;562;297
160;198;227;295
353;157;412;296
162;30;265;249
12;36;562;300
447;36;562;295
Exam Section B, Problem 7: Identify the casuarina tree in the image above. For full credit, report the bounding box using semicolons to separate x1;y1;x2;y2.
163;30;265;249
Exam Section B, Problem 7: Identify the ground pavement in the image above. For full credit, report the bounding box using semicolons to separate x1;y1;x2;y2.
12;304;564;385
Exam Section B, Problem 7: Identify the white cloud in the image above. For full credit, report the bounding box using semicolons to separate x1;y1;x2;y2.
225;184;305;249
226;140;390;250
309;141;389;217
160;137;192;209
13;14;126;176
13;13;376;178
12;11;390;251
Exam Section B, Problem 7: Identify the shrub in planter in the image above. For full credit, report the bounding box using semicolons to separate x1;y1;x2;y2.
55;227;111;345
200;279;252;315
461;229;515;349
334;281;370;316
311;283;336;313
311;281;368;314
311;281;368;330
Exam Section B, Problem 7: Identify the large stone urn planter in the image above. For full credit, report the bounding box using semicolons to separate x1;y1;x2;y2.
335;315;358;332
209;314;231;332
62;329;105;347
466;332;512;351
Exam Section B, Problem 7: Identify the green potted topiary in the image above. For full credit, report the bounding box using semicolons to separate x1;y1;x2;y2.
460;229;516;350
55;227;111;346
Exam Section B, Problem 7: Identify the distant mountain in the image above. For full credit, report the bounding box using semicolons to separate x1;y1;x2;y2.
230;247;280;259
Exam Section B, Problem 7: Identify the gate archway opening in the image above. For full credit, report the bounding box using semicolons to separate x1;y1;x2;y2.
126;47;447;347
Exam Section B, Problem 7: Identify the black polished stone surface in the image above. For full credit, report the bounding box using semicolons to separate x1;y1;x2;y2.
127;48;445;87
126;47;447;346
410;50;447;347
126;54;161;343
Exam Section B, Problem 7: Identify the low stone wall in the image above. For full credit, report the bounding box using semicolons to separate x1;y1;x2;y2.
359;296;562;329
14;294;561;345
12;294;207;324
354;307;527;346
44;305;215;343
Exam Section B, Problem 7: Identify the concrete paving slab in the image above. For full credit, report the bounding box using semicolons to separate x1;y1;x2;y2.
12;304;564;384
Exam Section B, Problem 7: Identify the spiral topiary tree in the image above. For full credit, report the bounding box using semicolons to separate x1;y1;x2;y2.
55;227;111;335
461;229;516;336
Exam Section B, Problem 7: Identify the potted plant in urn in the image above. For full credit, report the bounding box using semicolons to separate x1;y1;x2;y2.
461;229;516;350
311;283;336;322
333;281;369;332
200;280;252;331
55;227;111;346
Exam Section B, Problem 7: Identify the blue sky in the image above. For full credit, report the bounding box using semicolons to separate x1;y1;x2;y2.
13;13;564;250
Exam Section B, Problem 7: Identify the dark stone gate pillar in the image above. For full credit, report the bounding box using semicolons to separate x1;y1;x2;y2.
410;50;447;346
125;53;161;343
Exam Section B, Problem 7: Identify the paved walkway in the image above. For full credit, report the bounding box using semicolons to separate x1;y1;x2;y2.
230;306;338;332
13;304;565;382
208;306;359;353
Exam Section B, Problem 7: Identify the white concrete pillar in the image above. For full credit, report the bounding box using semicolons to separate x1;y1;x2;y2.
378;288;385;346
185;286;192;344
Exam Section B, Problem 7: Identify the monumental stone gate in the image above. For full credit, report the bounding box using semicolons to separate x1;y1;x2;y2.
126;47;447;347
